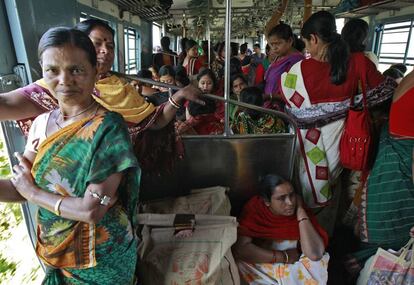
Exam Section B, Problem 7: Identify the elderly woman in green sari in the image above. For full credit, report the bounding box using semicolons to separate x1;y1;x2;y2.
0;27;140;284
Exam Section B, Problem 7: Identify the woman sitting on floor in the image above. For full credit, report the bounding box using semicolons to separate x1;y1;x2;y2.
231;87;285;134
233;174;329;285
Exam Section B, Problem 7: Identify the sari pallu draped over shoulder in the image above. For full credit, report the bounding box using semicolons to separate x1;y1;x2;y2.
280;57;395;208
238;196;329;247
18;76;156;137
31;111;140;284
264;52;304;97
18;75;178;174
238;196;330;285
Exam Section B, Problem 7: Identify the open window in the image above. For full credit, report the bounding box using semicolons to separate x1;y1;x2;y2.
375;19;414;72
124;27;140;74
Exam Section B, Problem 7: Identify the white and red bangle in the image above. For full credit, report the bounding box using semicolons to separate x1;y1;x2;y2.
168;96;181;109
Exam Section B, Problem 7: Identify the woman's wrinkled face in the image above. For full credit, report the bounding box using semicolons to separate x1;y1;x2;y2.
198;75;214;94
88;26;115;75
188;46;199;58
265;182;297;216
41;44;97;103
232;78;247;96
159;74;175;92
268;35;293;57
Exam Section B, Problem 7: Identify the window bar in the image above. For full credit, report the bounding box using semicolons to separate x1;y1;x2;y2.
403;20;413;65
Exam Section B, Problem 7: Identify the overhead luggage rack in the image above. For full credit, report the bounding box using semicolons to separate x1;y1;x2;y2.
336;0;414;18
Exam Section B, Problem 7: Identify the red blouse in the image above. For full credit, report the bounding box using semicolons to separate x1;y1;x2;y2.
389;86;414;139
301;52;384;104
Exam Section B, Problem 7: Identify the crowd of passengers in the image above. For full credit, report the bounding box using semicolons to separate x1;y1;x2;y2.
0;9;413;285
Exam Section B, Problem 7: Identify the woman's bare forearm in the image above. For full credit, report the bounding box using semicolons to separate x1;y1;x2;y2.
150;85;203;130
0;179;26;202
297;208;325;261
0;90;45;121
233;236;285;264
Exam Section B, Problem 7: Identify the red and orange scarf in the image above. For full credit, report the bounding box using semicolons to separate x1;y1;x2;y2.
238;195;328;247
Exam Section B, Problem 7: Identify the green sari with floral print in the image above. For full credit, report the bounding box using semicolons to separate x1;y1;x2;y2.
231;112;286;135
30;111;140;285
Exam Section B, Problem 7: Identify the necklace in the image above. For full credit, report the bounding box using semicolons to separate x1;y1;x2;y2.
54;102;99;130
59;100;96;119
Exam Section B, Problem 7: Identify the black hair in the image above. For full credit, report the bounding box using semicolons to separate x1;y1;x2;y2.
391;63;407;75
240;43;248;54
268;22;294;42
341;18;369;53
201;40;209;51
240;86;263;106
181;37;188;51
137;69;153;79
240;86;263;118
259;174;288;201
136;69;153;87
231;42;239;57
215;41;225;57
161;36;170;50
268;23;305;51
38;27;97;67
188;97;216;116
159;65;176;77
253;43;260;49
174;65;190;86
230;73;247;89
185;39;197;51
197;68;217;92
294;36;305;53
74;18;115;38
265;44;270;54
301;11;350;85
383;67;404;80
230;57;242;75
149;64;159;73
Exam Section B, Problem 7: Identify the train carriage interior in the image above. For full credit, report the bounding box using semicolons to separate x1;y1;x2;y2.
1;0;414;284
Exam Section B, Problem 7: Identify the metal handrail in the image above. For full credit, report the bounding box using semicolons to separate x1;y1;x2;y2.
112;72;297;135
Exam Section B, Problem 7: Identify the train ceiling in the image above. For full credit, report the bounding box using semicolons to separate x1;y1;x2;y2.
107;0;342;39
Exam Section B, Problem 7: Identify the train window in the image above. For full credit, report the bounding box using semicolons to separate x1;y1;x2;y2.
376;20;414;71
124;27;139;74
0;125;11;178
79;13;118;72
152;23;162;52
80;12;88;23
336;18;345;33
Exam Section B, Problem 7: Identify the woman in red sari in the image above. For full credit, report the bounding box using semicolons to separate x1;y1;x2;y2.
181;39;203;77
233;174;329;285
176;69;224;135
279;11;391;215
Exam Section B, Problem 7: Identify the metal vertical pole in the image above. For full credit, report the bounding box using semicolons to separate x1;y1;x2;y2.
207;0;211;68
224;0;232;136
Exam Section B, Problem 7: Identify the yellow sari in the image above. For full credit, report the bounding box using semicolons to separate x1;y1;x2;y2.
35;75;156;125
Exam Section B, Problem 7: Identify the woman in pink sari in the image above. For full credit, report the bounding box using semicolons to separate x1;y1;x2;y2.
264;23;304;110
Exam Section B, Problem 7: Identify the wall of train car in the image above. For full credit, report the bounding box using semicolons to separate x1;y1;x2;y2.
4;0;152;82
